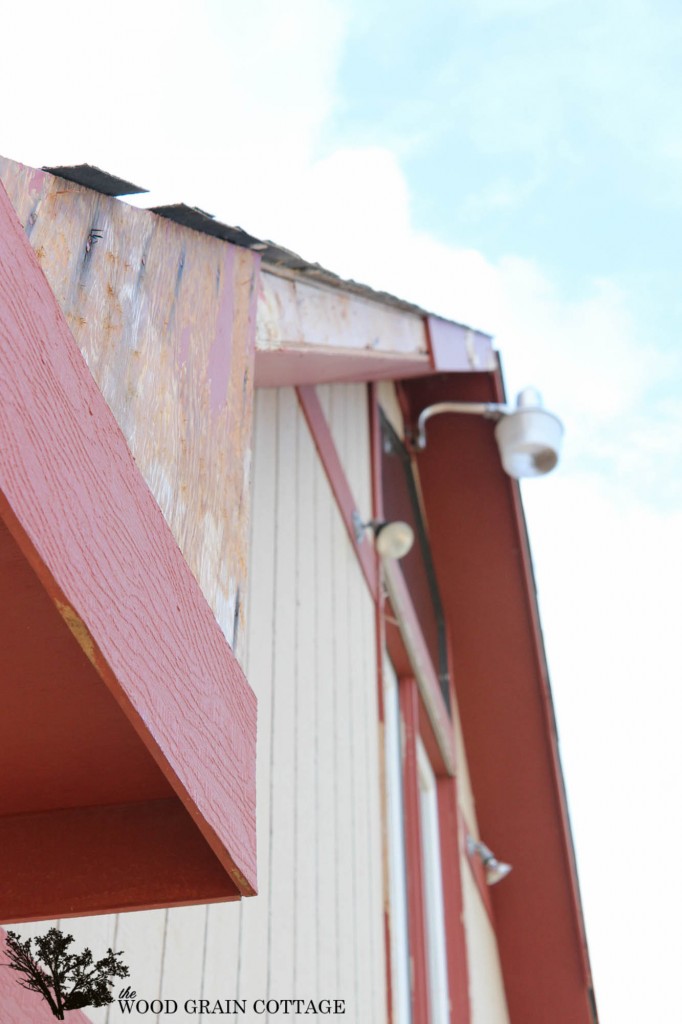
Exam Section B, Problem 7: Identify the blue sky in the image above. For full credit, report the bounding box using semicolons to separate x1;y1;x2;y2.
2;2;681;1020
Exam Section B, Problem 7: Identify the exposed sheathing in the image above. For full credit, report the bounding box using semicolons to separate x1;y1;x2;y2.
461;857;511;1024
0;157;257;662
14;385;385;1023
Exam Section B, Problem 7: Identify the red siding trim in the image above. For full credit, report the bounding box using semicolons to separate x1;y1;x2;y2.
369;384;396;1024
399;676;431;1024
437;779;472;1024
296;384;379;601
383;559;457;776
0;180;257;912
401;372;596;1024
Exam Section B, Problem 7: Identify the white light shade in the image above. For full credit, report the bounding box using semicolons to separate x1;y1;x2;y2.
374;521;415;560
494;406;564;479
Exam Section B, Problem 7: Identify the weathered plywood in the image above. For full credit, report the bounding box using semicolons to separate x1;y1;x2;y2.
0;156;258;660
258;271;427;357
0;176;256;902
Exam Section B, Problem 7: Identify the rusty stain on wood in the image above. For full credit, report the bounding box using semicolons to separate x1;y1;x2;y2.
0;156;259;664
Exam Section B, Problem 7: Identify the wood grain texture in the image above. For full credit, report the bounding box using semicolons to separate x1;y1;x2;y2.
0;178;256;899
258;271;427;355
0;155;258;660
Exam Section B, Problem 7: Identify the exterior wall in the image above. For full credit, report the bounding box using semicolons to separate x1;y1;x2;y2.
5;385;385;1023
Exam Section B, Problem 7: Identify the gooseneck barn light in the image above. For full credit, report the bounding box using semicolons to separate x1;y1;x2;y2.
415;387;564;479
467;836;513;886
351;512;415;560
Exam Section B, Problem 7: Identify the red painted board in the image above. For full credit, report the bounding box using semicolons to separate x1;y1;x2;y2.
399;676;431;1024
296;384;378;601
383;558;456;776
0;799;239;923
437;778;471;1024
0;929;91;1024
402;372;596;1024
0;179;257;908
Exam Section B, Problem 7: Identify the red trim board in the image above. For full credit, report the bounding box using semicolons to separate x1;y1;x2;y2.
296;384;378;601
401;371;596;1024
437;780;472;1024
399;676;431;1024
0;179;257;918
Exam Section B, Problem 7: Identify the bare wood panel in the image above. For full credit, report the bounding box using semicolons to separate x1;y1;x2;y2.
0;156;258;657
257;271;427;356
0;180;256;901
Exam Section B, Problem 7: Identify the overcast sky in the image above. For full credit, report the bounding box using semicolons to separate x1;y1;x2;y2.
3;2;681;1020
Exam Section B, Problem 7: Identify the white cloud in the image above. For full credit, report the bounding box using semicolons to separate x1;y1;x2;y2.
0;0;348;232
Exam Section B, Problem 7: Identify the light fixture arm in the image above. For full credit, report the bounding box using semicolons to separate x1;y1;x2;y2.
412;387;563;479
415;400;507;449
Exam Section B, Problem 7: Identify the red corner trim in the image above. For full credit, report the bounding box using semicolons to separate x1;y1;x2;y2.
437;778;472;1024
0;180;257;899
296;384;379;602
399;675;431;1024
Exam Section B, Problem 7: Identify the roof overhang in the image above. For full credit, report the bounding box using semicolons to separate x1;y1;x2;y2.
399;371;596;1024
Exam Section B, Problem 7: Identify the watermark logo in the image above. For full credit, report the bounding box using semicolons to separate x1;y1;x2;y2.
3;926;129;1019
115;991;347;1015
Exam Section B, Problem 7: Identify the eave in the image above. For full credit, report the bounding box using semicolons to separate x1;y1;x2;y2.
400;372;597;1024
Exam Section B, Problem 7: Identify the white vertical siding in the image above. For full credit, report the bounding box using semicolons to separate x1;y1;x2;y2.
10;385;386;1023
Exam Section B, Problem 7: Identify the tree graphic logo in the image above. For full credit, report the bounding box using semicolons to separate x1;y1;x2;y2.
3;927;129;1019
